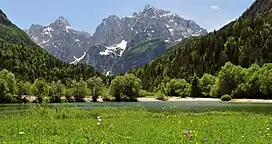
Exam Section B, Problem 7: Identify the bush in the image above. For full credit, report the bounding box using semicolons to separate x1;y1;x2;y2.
221;94;232;101
155;91;169;101
139;90;154;97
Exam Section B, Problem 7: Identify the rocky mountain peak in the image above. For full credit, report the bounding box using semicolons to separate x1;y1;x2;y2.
50;16;71;30
26;5;208;75
143;4;155;12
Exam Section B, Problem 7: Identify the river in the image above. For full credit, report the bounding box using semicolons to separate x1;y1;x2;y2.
1;101;272;115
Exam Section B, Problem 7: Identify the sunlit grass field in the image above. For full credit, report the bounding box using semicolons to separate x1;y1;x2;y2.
0;105;271;143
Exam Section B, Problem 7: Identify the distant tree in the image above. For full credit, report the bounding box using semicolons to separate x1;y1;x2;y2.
87;76;104;102
165;79;191;98
0;79;9;103
258;63;272;98
110;74;141;101
210;62;246;98
72;79;88;102
190;74;202;98
199;74;216;97
31;79;48;103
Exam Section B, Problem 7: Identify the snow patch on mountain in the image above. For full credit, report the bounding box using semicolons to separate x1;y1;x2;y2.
160;12;176;17
169;29;174;36
66;26;72;30
100;40;128;56
70;52;86;64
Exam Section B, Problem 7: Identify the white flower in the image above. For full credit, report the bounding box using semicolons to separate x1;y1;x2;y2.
97;116;100;119
110;124;113;128
162;107;165;110
98;118;101;122
19;132;24;135
97;122;101;125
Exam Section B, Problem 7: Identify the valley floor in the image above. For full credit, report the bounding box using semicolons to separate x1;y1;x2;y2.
0;106;271;143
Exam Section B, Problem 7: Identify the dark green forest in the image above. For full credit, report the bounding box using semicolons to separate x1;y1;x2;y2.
0;9;103;84
132;0;272;91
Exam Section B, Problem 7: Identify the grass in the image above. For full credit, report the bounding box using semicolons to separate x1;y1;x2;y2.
0;105;271;143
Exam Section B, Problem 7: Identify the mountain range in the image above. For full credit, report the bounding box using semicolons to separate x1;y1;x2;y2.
25;4;207;75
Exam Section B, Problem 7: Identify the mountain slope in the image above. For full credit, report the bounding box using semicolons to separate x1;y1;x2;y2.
0;9;36;46
26;5;207;75
132;0;272;91
0;9;101;83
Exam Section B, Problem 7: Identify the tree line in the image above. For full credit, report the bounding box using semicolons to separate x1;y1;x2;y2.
0;69;141;103
2;61;272;103
152;62;272;99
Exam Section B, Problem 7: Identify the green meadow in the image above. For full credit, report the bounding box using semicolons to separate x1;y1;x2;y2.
0;105;271;143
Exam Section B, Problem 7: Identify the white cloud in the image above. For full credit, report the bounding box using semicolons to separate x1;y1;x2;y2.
210;5;221;11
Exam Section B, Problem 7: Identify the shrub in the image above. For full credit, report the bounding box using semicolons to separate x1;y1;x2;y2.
221;94;232;101
155;91;169;101
139;90;154;97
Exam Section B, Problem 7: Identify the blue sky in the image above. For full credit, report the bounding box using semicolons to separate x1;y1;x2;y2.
1;0;254;33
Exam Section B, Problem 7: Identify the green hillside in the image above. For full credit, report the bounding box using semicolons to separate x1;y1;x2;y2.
0;9;101;83
132;0;272;91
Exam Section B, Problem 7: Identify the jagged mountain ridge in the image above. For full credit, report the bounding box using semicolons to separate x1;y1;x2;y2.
26;4;207;75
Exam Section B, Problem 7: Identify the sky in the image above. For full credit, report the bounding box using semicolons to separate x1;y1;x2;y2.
1;0;254;33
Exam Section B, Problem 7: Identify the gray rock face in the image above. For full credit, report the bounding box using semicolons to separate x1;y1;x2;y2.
26;4;207;75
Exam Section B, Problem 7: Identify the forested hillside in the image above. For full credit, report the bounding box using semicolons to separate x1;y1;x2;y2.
0;9;102;83
132;0;272;91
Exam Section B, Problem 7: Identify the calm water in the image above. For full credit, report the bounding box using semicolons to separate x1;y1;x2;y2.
1;101;272;115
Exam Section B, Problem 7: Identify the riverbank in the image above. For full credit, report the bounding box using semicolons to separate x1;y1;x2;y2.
21;96;272;103
138;97;272;103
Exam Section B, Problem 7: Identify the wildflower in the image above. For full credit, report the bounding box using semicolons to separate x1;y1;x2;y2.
110;124;113;128
97;122;101;125
162;107;165;110
184;129;190;134
97;116;100;119
170;106;173;109
98;118;101;122
19;132;24;135
267;128;270;130
173;106;176;108
241;136;244;138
